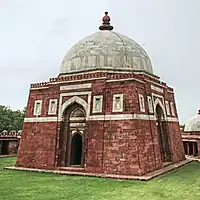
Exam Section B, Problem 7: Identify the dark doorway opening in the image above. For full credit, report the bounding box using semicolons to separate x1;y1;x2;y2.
1;141;9;155
70;134;82;165
156;105;172;163
183;141;198;157
183;141;188;155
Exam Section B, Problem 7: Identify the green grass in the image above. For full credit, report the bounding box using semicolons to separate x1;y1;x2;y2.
0;157;200;200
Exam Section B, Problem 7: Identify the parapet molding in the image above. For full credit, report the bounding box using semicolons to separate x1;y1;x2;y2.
29;71;173;92
0;130;22;138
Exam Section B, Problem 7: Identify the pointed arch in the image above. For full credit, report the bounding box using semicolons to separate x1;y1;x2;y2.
154;98;166;119
70;108;85;118
59;96;88;120
155;102;172;163
58;100;86;167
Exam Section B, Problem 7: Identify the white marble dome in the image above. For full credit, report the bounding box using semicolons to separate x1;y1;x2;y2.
184;112;200;132
60;30;153;75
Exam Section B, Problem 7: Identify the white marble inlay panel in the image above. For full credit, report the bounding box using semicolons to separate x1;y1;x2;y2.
93;95;103;113
165;101;170;116
147;96;154;113
139;94;145;112
33;100;42;116
60;83;91;91
112;94;123;112
48;99;58;115
151;85;164;93
170;102;175;116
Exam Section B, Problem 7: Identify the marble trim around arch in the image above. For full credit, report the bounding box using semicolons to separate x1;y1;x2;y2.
58;91;92;121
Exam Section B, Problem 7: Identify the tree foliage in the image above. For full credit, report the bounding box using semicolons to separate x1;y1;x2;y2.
0;105;26;132
180;124;185;132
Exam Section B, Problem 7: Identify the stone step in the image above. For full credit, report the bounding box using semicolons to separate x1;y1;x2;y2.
58;167;85;172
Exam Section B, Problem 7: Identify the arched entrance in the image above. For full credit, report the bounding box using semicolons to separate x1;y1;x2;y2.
70;133;82;165
156;104;172;163
183;141;198;157
59;103;86;167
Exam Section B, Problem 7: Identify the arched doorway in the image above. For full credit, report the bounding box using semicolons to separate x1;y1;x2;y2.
183;141;198;157
59;103;86;167
70;133;82;165
156;104;172;163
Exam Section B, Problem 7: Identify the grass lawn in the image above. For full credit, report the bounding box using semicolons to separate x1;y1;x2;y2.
0;157;200;200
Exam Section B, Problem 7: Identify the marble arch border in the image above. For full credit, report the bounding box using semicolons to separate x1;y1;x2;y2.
58;91;92;121
153;97;167;119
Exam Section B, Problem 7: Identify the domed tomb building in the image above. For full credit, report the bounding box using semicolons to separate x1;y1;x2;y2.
16;12;185;176
181;110;200;158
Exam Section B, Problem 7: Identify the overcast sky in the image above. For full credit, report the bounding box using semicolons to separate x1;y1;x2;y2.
0;0;199;124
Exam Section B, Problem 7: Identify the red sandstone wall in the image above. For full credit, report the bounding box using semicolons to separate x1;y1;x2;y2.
90;80;151;115
168;122;185;162
26;86;60;118
198;142;200;159
85;121;104;173
86;119;163;176
18;72;185;175
16;122;57;169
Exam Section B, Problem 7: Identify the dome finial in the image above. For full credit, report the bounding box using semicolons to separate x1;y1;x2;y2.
99;11;114;31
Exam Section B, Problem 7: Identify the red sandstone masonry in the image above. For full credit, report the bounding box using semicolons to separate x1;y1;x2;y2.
26;88;60;118
17;72;185;176
16;122;57;169
198;143;200;159
168;122;185;162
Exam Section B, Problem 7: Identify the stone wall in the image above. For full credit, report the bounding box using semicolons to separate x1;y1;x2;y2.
17;71;185;175
16;122;57;169
168;122;185;162
198;143;200;159
92;119;162;176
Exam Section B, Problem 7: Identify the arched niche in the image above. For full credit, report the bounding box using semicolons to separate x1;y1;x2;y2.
59;102;86;167
59;96;88;121
155;104;172;163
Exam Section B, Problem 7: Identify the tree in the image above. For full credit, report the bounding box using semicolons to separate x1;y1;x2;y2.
0;106;26;132
180;124;185;131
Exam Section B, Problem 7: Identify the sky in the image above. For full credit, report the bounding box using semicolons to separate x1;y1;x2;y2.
0;0;200;124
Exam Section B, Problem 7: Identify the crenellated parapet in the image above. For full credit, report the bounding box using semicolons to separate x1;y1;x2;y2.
30;82;49;89
0;130;22;138
30;71;173;88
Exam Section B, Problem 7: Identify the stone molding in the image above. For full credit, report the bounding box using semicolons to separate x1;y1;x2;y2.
24;117;58;123
24;114;179;123
150;85;164;93
60;83;92;91
58;91;92;121
0;130;22;137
